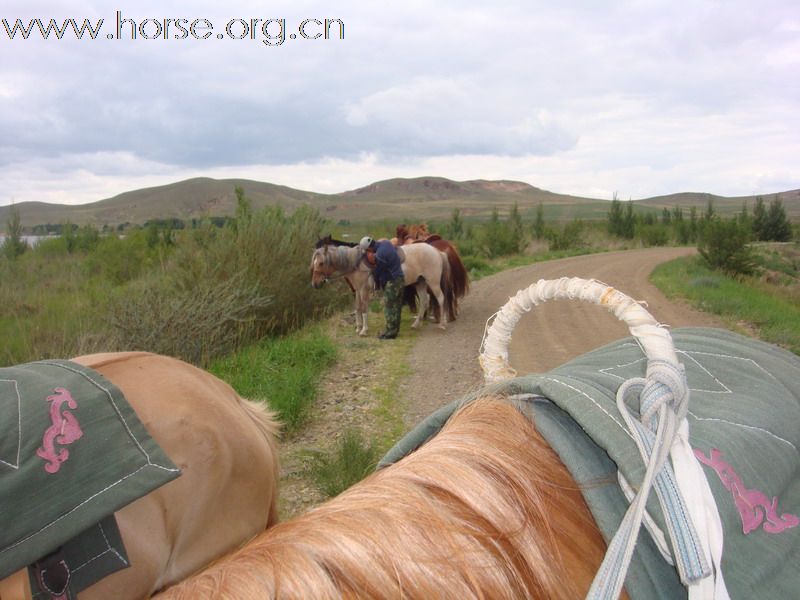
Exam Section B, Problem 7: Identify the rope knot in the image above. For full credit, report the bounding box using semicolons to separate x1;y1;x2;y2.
643;360;689;424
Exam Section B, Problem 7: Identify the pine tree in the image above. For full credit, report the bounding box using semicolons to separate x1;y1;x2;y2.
533;202;546;240
448;208;464;239
621;201;636;239
608;194;624;237
763;197;793;242
752;196;767;240
2;205;27;260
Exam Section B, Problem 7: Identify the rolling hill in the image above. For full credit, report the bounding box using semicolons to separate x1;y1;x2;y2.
2;176;798;231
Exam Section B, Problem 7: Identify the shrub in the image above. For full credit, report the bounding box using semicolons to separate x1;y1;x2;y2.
107;270;273;365
638;224;670;247
106;203;344;364
698;218;758;278
547;219;585;251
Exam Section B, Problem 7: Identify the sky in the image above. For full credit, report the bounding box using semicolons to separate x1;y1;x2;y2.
1;0;799;207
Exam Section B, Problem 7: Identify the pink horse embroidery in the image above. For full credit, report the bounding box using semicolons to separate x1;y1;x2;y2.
36;387;83;474
694;447;799;534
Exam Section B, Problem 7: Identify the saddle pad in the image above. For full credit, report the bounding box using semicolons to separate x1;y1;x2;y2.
0;359;181;581
381;328;800;599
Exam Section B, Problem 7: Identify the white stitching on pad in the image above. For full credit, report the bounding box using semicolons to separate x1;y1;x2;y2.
541;376;634;442
0;360;179;557
599;344;797;453
676;350;796;452
0;378;22;469
3;466;148;553
73;520;128;572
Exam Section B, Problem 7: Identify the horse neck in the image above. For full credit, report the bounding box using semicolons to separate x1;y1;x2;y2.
326;245;362;273
158;398;610;600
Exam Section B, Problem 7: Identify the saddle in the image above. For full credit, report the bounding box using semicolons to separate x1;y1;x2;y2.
0;360;180;599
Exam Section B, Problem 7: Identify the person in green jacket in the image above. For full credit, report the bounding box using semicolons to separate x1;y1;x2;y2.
359;236;404;339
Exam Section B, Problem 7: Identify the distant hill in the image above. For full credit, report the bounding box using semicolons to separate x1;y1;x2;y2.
2;176;798;232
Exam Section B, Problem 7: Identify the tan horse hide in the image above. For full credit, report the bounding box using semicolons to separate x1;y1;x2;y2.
0;352;280;600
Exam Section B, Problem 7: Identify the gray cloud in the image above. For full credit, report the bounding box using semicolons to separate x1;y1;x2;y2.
1;0;798;203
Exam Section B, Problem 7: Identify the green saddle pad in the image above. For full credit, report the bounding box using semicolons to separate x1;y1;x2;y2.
0;359;181;585
381;328;800;599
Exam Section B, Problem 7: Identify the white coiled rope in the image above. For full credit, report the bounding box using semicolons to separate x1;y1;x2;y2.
478;277;729;600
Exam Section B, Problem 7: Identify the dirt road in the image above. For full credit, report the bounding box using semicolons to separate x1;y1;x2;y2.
400;247;726;429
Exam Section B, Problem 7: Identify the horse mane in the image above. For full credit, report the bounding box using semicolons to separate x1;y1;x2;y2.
408;223;430;240
315;234;357;249
158;398;612;599
395;224;410;244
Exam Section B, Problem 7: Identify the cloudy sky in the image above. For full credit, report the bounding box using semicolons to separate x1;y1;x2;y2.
2;0;798;206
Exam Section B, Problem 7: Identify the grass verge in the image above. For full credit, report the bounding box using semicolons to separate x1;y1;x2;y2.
208;324;337;432
651;256;800;355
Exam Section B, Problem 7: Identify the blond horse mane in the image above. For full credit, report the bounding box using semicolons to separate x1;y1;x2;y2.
158;397;612;599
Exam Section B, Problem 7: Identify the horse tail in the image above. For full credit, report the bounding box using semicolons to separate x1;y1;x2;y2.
239;397;281;526
402;284;419;313
445;243;469;300
428;240;468;320
438;249;457;322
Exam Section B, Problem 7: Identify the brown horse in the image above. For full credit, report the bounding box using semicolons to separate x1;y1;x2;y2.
156;278;800;599
395;224;469;322
0;352;280;600
154;396;611;599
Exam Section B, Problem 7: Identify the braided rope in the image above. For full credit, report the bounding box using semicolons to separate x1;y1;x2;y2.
478;277;729;600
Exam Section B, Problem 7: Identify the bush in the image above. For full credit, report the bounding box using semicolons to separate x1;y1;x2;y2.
638;224;670;247
698;218;758;278
107;271;273;365
106;203;345;364
547;220;585;251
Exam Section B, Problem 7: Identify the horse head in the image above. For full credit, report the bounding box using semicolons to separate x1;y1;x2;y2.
310;246;334;288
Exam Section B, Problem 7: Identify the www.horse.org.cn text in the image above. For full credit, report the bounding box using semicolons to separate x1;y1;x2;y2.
1;11;345;46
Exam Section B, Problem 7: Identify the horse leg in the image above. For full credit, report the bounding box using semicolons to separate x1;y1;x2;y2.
411;281;427;329
428;281;447;330
357;288;370;336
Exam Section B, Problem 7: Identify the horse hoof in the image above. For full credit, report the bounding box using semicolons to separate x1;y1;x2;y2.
359;331;368;337
437;324;447;330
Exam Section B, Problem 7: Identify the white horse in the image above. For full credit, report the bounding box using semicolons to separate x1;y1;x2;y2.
310;239;451;336
310;239;374;336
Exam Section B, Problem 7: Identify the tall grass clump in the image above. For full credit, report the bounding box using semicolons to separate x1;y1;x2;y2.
303;428;381;498
0;229;161;366
209;326;337;431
